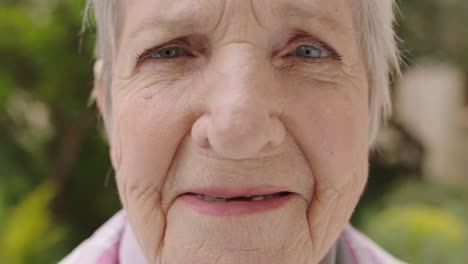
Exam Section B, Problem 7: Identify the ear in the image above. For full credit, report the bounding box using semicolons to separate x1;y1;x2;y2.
93;60;119;169
93;59;105;117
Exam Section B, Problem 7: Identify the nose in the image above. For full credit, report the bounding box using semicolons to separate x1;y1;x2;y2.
191;44;286;160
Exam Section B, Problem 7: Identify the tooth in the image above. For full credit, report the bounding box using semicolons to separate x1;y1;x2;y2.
196;194;204;199
203;195;227;202
251;196;265;201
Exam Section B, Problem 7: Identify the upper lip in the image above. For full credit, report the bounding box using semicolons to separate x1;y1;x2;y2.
180;185;293;198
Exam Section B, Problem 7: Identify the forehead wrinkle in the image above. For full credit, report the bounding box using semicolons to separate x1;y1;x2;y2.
126;0;352;44
126;0;221;41
129;16;197;41
273;0;353;33
249;0;265;30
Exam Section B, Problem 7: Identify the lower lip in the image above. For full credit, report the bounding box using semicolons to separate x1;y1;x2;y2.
179;194;294;216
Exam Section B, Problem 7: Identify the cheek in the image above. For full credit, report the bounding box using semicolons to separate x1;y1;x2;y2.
282;79;368;256
285;78;369;182
109;81;196;261
110;81;193;206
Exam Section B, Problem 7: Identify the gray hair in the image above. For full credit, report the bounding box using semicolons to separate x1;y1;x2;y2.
84;0;400;146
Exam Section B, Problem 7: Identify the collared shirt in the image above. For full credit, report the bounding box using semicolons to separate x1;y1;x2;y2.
59;210;406;264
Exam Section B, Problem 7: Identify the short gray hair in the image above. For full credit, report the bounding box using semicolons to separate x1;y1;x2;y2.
84;0;400;146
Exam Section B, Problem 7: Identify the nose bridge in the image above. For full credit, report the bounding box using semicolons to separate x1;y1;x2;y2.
191;43;285;160
212;43;272;110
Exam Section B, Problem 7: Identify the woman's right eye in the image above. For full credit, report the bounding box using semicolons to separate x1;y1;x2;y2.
137;45;193;65
151;46;182;59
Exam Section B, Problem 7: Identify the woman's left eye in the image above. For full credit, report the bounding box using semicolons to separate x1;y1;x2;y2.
295;45;329;58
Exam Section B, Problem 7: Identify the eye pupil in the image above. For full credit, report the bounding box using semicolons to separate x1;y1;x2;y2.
296;45;322;58
153;47;180;58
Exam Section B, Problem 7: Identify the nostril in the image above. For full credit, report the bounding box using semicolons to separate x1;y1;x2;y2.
200;137;210;148
261;140;274;152
192;115;211;148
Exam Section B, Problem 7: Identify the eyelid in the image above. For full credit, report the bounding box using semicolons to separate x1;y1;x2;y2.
136;41;192;64
282;36;342;60
135;34;342;68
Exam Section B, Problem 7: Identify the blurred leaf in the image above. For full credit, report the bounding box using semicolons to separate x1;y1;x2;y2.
0;182;66;264
364;204;466;264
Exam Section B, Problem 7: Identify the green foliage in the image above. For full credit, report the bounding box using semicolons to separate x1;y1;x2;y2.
0;0;120;262
364;204;466;264
383;179;468;221
359;180;468;264
397;0;468;70
0;182;66;264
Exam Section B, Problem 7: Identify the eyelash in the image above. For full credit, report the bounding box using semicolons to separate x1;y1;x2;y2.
284;37;342;61
136;44;192;64
135;37;342;66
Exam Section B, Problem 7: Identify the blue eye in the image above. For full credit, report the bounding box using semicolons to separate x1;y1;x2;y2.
151;47;181;59
295;45;328;58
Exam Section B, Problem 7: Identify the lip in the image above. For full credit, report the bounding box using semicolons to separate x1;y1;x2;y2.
180;185;292;198
178;185;295;216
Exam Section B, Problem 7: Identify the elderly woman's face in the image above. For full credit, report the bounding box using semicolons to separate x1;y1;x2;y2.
108;0;368;263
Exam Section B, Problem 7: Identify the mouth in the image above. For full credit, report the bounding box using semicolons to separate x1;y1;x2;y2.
178;187;295;216
184;191;292;202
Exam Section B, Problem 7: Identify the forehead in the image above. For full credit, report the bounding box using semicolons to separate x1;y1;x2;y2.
120;0;357;42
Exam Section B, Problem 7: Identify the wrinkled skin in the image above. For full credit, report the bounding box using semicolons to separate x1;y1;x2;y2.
97;0;369;263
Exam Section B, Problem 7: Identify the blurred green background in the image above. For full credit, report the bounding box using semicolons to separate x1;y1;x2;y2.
0;0;467;263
